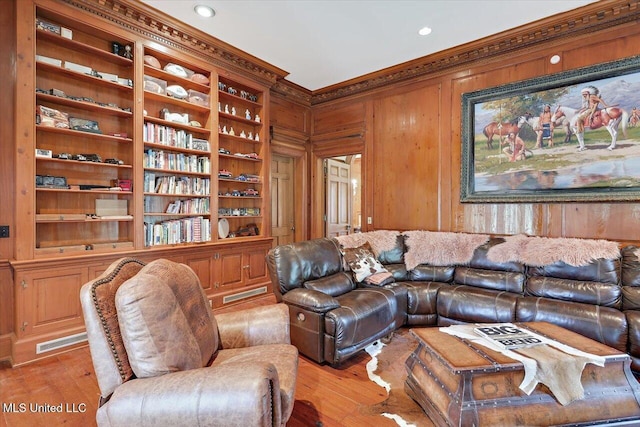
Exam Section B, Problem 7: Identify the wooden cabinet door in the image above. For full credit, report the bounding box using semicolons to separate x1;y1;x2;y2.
244;245;269;286
15;267;88;338
217;250;244;290
185;255;215;294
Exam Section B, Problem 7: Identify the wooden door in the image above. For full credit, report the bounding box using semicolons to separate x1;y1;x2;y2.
271;154;295;246
326;159;352;237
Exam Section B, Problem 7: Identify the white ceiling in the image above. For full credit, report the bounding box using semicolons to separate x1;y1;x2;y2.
140;0;597;91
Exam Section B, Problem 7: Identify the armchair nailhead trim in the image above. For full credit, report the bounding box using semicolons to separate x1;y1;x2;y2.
89;257;146;381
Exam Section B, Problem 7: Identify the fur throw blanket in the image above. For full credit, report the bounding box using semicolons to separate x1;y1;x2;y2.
334;230;400;256
403;231;490;270
487;234;620;267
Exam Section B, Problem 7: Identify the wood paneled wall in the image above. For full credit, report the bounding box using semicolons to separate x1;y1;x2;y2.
307;6;640;244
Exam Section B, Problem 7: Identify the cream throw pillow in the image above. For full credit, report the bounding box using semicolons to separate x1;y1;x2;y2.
115;259;217;378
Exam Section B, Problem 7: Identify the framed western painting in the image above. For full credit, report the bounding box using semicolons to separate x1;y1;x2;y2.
460;55;640;203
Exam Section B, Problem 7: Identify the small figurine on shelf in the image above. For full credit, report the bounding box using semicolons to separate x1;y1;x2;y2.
227;87;237;96
224;104;230;114
254;133;259;141
239;130;246;138
231;107;236;116
218;82;227;91
218;124;222;133
123;45;133;59
245;109;251;120
218;102;222;112
229;126;235;136
222;125;228;134
255;114;261;123
248;131;253;140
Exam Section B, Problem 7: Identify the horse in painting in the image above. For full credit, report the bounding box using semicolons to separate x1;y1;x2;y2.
482;115;527;150
551;105;628;150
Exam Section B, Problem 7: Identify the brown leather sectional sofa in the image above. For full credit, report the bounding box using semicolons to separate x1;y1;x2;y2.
266;231;640;374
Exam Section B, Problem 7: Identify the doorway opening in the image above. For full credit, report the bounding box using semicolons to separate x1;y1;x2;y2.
325;155;361;237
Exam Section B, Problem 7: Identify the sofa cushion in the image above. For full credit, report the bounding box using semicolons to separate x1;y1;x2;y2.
402;281;444;326
437;284;519;325
622;246;640;310
341;242;388;282
454;266;525;294
304;272;354;297
625;310;640;373
526;276;621;308
267;238;343;299
516;297;628;352
408;265;455;282
116;259;217;378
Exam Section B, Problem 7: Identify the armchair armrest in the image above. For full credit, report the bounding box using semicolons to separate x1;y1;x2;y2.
99;363;282;427
216;303;291;348
282;287;340;313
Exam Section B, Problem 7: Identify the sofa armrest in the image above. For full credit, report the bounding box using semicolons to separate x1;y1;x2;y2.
215;303;291;348
99;363;281;427
282;287;340;313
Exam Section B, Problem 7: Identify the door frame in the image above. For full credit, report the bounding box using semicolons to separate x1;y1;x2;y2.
311;138;365;239
270;137;309;243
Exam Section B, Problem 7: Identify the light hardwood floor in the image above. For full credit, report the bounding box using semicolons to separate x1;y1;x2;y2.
0;295;415;427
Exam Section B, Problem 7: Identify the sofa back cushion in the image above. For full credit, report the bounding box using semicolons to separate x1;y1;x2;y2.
437;285;519;325
516;297;627;352
376;234;405;264
116;259;217;378
454;267;525;294
267;238;343;300
622;246;640;310
527;258;621;308
409;265;455;282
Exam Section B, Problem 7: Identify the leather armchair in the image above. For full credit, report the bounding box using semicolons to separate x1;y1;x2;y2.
267;238;398;365
80;257;298;427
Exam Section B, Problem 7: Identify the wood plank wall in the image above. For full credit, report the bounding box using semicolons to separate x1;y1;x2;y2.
300;6;640;244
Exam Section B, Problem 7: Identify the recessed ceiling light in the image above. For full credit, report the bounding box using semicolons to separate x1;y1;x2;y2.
194;5;215;18
418;26;432;36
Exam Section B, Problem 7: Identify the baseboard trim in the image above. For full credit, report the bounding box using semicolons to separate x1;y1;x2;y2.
0;333;14;363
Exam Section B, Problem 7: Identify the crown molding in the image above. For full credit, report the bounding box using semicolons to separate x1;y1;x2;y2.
60;0;289;87
271;80;312;105
311;0;640;105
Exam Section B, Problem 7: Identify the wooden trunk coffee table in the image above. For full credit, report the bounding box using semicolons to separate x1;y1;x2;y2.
405;322;640;426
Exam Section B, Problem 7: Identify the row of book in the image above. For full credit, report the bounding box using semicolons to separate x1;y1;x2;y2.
144;149;210;173
153;197;210;214
143;122;210;152
144;216;211;246
144;173;210;195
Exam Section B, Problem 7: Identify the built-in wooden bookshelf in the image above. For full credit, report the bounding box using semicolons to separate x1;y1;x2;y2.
10;0;273;365
142;46;214;247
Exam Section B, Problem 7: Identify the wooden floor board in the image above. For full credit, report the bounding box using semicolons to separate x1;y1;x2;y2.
0;295;420;426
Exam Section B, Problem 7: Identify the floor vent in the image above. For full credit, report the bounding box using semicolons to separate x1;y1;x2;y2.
36;332;88;354
223;286;267;304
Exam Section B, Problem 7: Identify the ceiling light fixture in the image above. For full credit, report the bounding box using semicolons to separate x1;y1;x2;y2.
194;5;215;18
550;54;561;64
418;26;432;36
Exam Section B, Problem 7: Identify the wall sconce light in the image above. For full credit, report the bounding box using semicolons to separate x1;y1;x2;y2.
550;54;561;65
